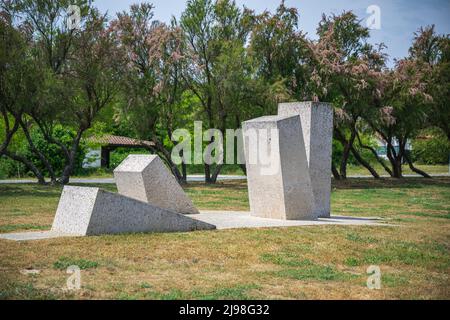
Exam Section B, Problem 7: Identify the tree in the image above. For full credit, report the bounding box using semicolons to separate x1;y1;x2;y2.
367;59;433;178
180;0;257;183
430;36;450;141
0;10;25;157
112;3;187;182
56;10;124;183
248;1;310;101
410;26;450;141
309;11;386;179
0;6;47;183
8;1;124;184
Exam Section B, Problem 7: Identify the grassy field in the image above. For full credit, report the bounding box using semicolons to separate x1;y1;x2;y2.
0;178;449;299
345;164;449;176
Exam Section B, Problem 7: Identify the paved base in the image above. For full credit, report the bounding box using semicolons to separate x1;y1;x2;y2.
0;231;76;241
0;211;389;241
192;211;388;229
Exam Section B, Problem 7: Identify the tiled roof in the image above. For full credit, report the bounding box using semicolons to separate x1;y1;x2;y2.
87;135;154;147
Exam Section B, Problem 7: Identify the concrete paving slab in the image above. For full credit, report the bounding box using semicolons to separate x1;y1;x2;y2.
0;231;76;241
192;211;390;229
0;211;391;241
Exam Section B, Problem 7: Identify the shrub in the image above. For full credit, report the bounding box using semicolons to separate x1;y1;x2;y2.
411;129;450;165
24;125;87;176
0;156;26;179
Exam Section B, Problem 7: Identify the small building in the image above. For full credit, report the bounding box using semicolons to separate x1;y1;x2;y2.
374;134;412;160
82;135;154;169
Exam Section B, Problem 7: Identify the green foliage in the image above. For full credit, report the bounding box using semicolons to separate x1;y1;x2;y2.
109;147;150;169
411;129;450;164
1;1;448;182
0;156;26;179
24;125;87;176
53;257;98;270
0;224;50;232
344;257;360;267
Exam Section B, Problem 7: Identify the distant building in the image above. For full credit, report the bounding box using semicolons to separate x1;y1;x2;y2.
82;135;154;169
374;134;412;160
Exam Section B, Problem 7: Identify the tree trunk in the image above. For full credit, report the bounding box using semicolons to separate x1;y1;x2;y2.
383;136;402;178
210;164;224;183
386;141;402;178
20;119;57;184
340;144;351;179
147;138;184;183
405;151;431;178
331;163;341;180
180;149;187;184
4;150;46;184
59;128;85;185
335;128;357;180
204;163;212;184
350;145;380;178
356;132;393;177
0;114;20;157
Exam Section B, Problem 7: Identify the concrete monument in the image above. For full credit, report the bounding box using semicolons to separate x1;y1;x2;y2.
278;101;333;218
51;186;214;236
242;115;315;220
114;155;199;214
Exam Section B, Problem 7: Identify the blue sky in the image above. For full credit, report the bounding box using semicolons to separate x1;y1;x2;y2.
95;0;450;67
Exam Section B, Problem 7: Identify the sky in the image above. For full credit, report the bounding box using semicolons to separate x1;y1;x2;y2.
95;0;450;67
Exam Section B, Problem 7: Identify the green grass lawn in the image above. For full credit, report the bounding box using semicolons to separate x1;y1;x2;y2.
0;178;449;299
345;164;449;176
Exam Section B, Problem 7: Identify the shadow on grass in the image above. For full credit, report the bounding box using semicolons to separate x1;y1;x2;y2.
184;181;248;191
332;177;450;190
0;184;62;198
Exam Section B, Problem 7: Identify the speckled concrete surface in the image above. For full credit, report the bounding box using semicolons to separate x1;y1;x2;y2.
278;102;334;218
243;115;315;220
0;211;390;241
0;210;391;241
114;155;199;214
51;186;98;235
0;231;76;241
192;211;390;229
51;186;214;236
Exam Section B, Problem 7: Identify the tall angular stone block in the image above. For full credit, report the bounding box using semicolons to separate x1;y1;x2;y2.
114;155;199;214
51;186;214;236
278;102;333;218
242;115;315;220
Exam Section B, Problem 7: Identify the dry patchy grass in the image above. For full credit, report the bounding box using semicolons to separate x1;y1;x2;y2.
0;178;449;299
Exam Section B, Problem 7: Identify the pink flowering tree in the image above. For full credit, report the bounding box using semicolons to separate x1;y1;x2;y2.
366;57;434;178
308;11;386;179
112;3;187;182
2;1;123;184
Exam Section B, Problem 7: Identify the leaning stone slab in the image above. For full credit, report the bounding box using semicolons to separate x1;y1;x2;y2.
114;155;199;214
278;102;333;218
242;115;315;220
51;186;215;236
